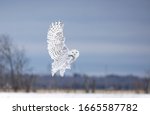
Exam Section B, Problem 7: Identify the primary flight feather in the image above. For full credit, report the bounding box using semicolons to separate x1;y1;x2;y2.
47;21;79;77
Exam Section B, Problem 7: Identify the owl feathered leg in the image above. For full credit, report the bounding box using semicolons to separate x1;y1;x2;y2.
66;65;71;69
51;56;72;77
60;69;65;77
51;68;57;77
59;62;71;77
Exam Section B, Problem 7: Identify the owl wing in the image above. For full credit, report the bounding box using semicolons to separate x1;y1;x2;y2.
47;21;69;61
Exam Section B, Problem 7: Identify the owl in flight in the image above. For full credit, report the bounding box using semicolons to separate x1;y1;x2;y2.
47;21;79;77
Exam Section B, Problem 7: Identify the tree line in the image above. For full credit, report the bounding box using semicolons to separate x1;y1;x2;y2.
33;74;150;94
0;35;35;92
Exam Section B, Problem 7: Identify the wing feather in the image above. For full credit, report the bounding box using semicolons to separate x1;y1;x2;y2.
47;21;68;60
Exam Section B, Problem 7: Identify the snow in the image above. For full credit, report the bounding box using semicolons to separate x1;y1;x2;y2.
0;92;150;98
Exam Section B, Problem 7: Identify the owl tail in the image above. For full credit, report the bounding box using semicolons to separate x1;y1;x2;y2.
51;61;58;76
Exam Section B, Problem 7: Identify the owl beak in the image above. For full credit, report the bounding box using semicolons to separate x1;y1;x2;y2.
68;54;75;60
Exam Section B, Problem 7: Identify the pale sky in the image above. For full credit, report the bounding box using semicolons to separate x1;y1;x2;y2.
0;0;150;76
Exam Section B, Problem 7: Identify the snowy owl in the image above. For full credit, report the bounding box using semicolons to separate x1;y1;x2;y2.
47;21;79;77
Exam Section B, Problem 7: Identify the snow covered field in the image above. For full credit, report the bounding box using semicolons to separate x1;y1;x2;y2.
0;93;150;115
0;92;150;98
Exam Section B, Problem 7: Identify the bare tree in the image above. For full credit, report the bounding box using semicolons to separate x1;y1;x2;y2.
143;71;150;94
0;64;5;90
21;74;36;92
84;75;90;93
91;78;96;93
0;35;14;80
0;35;32;92
0;35;15;91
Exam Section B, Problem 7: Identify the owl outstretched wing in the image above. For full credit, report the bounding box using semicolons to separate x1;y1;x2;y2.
47;21;69;61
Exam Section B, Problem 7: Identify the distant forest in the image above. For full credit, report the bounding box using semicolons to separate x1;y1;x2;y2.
33;74;150;93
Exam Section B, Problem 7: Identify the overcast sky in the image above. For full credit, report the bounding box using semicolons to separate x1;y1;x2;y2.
0;0;150;76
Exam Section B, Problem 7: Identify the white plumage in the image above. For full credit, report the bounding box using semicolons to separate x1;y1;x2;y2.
47;21;79;77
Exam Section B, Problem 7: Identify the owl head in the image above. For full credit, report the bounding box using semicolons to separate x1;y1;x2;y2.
68;49;79;60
